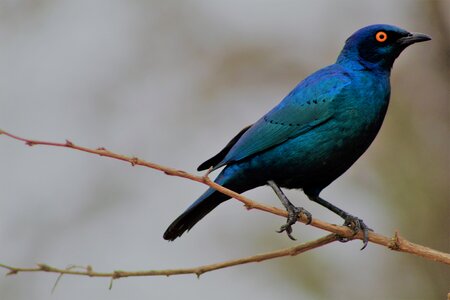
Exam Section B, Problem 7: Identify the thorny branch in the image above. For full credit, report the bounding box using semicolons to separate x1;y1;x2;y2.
0;129;449;283
0;234;338;287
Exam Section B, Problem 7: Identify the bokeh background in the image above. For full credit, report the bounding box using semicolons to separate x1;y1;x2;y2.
0;1;448;299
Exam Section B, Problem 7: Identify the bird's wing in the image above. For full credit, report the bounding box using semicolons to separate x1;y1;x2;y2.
197;125;252;171
201;65;352;171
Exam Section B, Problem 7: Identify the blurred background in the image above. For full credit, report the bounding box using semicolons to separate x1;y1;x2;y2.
0;1;448;299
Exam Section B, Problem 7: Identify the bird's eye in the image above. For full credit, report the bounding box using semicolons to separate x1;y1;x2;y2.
375;31;388;42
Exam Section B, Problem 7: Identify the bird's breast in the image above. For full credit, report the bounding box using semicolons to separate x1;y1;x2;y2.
335;73;390;138
272;75;390;186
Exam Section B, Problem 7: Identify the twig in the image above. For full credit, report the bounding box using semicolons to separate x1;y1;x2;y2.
0;129;449;267
0;234;338;284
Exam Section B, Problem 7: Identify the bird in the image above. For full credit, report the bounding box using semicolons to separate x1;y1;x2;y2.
163;24;431;249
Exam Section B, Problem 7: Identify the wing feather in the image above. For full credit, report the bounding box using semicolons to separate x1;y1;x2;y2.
206;65;351;170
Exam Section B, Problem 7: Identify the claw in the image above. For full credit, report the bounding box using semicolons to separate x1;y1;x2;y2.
277;224;296;240
341;215;372;250
277;206;312;240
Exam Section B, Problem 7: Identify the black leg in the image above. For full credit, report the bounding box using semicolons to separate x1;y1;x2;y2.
267;180;312;240
307;194;371;250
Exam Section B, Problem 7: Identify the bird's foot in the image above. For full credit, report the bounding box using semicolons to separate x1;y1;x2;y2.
277;206;312;240
338;214;372;250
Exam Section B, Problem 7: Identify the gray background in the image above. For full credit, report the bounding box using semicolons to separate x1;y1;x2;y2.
0;1;448;299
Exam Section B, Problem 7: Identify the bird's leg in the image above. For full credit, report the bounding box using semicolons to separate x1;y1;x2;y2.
267;180;312;240
307;195;372;250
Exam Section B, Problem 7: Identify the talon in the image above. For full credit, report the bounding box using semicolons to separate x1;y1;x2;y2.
336;235;351;243
342;215;371;250
267;181;312;241
277;224;296;240
286;231;296;241
277;206;311;240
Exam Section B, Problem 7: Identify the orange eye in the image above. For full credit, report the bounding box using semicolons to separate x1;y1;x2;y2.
375;31;388;42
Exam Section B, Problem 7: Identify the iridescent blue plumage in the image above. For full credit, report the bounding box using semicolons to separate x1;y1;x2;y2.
164;24;431;246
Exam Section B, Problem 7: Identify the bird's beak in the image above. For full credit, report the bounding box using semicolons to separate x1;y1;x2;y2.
398;32;432;46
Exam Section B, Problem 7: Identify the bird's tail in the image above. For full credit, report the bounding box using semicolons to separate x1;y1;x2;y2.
163;186;231;241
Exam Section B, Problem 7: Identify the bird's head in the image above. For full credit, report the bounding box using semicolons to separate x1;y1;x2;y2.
337;24;431;71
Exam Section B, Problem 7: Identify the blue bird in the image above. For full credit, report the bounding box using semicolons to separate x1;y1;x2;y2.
163;24;431;248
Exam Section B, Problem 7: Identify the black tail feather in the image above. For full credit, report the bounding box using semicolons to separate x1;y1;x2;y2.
163;190;229;241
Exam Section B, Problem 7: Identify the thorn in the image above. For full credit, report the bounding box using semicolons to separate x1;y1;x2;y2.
25;141;35;146
96;147;107;157
112;270;122;279
86;265;93;275
389;230;401;250
6;269;18;276
38;263;51;271
130;157;138;166
244;204;253;210
65;140;74;147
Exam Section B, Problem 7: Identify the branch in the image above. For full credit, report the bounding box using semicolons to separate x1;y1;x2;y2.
1;129;449;267
0;234;338;287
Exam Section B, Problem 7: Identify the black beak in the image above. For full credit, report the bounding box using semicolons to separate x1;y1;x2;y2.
398;32;432;46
